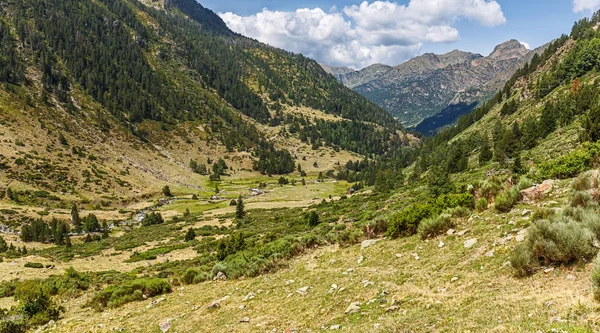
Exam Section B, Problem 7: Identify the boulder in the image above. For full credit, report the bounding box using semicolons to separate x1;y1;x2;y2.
361;239;378;250
464;238;478;248
521;180;553;203
345;302;361;314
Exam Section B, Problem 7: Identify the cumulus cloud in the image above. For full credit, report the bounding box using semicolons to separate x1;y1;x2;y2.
220;0;506;69
573;0;600;12
519;41;530;50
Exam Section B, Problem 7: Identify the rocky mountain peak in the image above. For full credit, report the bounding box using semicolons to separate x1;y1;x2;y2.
489;39;530;60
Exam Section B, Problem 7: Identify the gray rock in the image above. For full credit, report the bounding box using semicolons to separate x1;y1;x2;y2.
386;305;400;312
239;317;251;323
243;292;255;301
296;286;310;296
159;319;172;333
464;238;477;248
515;234;526;242
330;324;341;330
446;229;456;235
345;302;361;314
457;229;470;237
361;239;378;250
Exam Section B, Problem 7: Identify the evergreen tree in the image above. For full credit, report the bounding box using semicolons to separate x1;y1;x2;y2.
427;165;454;198
185;228;196;242
479;139;493;165
307;211;320;227
102;221;109;239
83;214;100;233
71;203;82;234
0;236;7;253
236;195;245;219
65;235;72;249
162;186;173;197
581;104;600;143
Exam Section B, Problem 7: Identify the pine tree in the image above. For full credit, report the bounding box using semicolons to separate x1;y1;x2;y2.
162;185;173;197
479;139;493;165
307;211;320;227
0;236;7;253
65;235;72;249
102;221;109;239
71;203;82;234
185;228;196;242
236;195;245;219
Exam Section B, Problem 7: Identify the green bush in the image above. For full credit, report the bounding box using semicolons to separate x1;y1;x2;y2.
532;207;555;221
572;172;593;191
511;210;600;277
24;262;43;269
528;219;595;264
539;143;600;179
517;177;534;191
182;268;199;285
479;177;504;200
475;198;488;212
89;278;171;310
570;191;594;208
386;193;474;239
417;214;454;240
444;206;470;218
494;188;520;212
593;256;600;301
510;244;538;277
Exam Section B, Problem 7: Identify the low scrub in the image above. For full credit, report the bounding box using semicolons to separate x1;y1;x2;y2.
593;255;600;301
511;210;599;277
494;188;520;212
475;198;488;212
417;214;454;240
539;142;600;179
386;193;473;238
88;278;171;310
570;191;594;208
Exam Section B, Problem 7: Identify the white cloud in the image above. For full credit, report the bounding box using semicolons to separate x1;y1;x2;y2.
220;0;506;69
573;0;600;12
519;41;530;50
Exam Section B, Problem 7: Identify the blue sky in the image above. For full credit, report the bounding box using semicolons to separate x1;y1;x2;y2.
200;0;596;69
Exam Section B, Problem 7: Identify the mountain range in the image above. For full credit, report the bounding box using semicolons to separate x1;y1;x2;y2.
323;40;547;132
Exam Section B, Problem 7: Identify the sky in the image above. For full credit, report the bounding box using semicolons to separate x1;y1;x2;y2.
199;0;600;69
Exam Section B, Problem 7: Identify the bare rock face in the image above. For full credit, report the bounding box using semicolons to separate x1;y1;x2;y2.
521;180;554;203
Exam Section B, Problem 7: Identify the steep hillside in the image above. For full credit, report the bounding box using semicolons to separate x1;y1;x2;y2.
0;0;407;204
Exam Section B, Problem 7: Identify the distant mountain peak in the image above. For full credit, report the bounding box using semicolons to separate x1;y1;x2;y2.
489;39;529;60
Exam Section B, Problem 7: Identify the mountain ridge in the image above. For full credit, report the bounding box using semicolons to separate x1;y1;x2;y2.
322;39;546;129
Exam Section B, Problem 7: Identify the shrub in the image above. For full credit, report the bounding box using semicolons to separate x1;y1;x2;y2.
14;280;63;326
444;206;470;218
570;191;594;208
479;177;504;200
538;143;600;179
593;256;600;301
528;219;595;264
89;278;171;310
362;218;388;238
572;172;593;191
494;188;520;212
141;212;164;226
510;244;538;277
532;207;554;221
517;177;534;191
182;268;199;285
24;262;43;269
417;214;454;240
475;198;488;212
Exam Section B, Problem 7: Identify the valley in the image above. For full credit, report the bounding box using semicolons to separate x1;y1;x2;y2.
1;0;600;332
